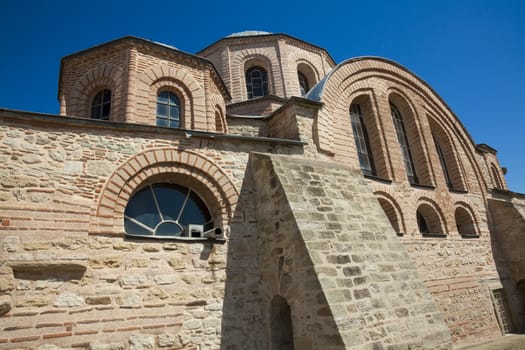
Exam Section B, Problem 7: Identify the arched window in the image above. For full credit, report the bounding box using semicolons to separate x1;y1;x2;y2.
90;89;111;120
417;210;430;234
455;207;477;237
350;103;375;176
246;66;268;99
156;91;180;128
378;198;402;235
297;71;309;96
491;164;503;189
391;103;418;184
124;183;213;239
428;117;466;191
416;203;445;236
433;135;453;189
215;108;225;133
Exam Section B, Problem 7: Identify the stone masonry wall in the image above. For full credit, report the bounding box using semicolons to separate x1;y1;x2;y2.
487;194;525;329
251;153;452;349
1;104;521;349
402;237;504;343
0;112;301;349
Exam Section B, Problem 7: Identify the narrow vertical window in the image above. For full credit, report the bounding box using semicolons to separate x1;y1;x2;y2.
491;164;503;189
350;103;375;176
157;91;180;128
433;135;453;188
391;103;417;183
298;71;309;96
246;66;268;99
417;210;430;234
90;89;111;120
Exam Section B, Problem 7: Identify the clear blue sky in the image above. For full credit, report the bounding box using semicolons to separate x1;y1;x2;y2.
1;0;524;193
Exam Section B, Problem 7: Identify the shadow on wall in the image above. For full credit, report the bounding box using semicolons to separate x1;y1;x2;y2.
220;163;267;349
488;197;525;333
220;159;347;350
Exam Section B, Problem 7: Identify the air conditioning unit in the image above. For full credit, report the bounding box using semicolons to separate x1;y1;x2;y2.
187;224;204;238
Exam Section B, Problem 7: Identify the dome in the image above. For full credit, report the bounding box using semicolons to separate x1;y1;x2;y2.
226;30;272;38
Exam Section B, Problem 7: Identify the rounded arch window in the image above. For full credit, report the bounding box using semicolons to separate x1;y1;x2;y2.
491;164;503;189
157;91;180;128
124;183;213;239
91;89;111;120
391;102;417;184
297;71;309;96
416;203;445;236
245;66;268;99
378;198;402;235
455;207;478;237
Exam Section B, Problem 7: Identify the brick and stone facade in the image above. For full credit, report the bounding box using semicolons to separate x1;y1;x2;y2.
1;31;523;349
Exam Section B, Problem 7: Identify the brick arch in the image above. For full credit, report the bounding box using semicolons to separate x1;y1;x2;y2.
208;93;228;133
348;89;390;178
150;78;191;129
312;58;480;166
388;88;433;186
139;64;206;130
287;51;320;96
416;197;448;234
490;163;504;189
89;149;239;236
233;51;275;100
214;105;227;133
454;201;481;237
313;60;490;202
428;115;467;191
374;191;406;234
68;64;124;120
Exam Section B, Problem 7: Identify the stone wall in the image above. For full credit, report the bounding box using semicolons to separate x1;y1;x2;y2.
1;106;522;349
487;192;525;331
0;111;300;349
250;153;452;349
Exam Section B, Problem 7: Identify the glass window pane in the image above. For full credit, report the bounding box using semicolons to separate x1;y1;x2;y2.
103;90;111;103
124;186;161;228
169;119;180;128
246;66;268;99
179;191;211;227
169;105;179;120
168;93;179;105
157;118;167;127
155;221;183;236
124;183;213;239
102;102;110;118
158;91;168;104
91;106;100;119
252;86;262;97
92;92;102;105
124;218;153;236
153;184;187;221
157;104;167;117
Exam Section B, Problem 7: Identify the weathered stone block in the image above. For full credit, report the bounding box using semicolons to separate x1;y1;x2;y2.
158;333;180;348
129;334;155;350
89;342;125;350
0;295;11;315
86;296;112;305
89;255;122;268
54;292;84;307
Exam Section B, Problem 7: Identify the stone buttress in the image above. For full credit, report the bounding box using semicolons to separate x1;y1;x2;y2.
251;153;452;349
